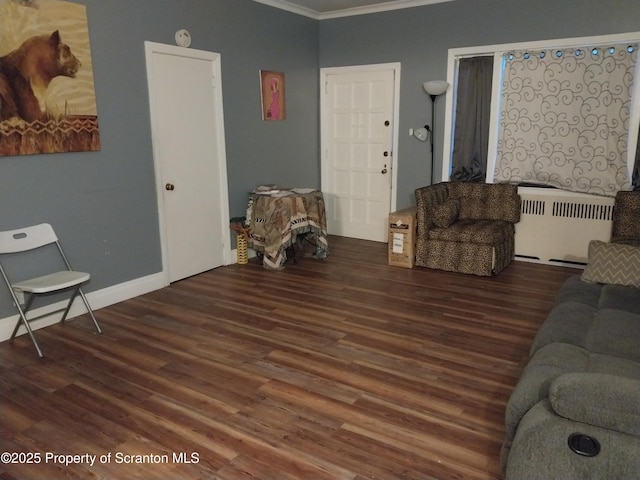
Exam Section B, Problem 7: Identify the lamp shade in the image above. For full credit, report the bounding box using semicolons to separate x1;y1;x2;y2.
423;80;449;96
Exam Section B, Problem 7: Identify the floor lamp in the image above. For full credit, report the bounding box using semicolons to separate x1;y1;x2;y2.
423;80;449;184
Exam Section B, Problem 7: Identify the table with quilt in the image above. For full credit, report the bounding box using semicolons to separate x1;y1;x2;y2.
247;188;329;269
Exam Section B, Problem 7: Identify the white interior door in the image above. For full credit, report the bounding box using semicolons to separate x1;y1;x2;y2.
145;42;230;283
321;64;399;242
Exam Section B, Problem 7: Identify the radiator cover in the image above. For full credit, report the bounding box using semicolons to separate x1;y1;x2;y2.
514;188;615;266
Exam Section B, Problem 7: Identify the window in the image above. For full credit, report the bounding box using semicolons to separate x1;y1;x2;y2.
442;32;640;196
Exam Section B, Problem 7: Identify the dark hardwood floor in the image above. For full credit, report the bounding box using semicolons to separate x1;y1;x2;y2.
0;236;580;480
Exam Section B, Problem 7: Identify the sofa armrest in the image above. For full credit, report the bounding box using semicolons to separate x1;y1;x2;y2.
550;373;640;436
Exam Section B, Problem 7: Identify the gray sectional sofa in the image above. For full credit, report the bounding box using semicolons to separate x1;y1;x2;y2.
501;239;640;479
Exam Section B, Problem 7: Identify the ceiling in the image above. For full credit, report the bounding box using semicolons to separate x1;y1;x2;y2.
252;0;454;19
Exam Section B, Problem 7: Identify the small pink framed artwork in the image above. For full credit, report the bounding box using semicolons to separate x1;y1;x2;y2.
260;70;285;121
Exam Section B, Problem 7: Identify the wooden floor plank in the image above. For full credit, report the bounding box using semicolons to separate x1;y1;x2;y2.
0;236;579;479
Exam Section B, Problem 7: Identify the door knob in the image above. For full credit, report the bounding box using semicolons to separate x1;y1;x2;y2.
381;168;388;174
165;183;175;191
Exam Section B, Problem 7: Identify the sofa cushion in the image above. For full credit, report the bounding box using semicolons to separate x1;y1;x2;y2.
600;283;640;314
505;399;640;480
552;275;640;313
581;240;640;288
532;303;640;360
553;275;602;307
428;219;513;244
549;372;640;436
531;275;640;358
432;199;459;227
505;342;640;443
530;301;597;355
586;308;640;361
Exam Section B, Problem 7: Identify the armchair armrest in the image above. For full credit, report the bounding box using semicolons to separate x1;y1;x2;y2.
550;373;640;436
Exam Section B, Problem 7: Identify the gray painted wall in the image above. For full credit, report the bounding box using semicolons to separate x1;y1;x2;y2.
320;0;640;208
0;0;319;318
1;0;639;319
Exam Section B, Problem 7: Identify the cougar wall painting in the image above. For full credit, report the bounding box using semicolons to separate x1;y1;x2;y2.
0;0;100;155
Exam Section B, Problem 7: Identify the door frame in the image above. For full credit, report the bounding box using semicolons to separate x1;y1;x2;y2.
320;62;401;232
145;41;231;284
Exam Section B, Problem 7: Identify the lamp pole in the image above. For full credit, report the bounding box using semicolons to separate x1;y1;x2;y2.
428;94;437;185
422;81;449;185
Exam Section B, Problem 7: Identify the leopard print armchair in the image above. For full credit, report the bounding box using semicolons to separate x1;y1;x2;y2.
415;182;521;276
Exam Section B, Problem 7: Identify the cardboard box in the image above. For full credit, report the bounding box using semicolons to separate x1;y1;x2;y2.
388;207;417;268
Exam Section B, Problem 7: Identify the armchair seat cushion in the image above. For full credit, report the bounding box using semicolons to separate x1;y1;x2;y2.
428;219;514;244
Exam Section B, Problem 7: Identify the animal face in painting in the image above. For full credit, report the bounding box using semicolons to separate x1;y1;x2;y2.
0;30;81;122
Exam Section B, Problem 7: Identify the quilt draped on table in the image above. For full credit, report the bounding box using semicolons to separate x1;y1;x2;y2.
248;190;328;269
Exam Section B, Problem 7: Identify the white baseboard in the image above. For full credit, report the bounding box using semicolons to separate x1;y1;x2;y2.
0;272;167;342
2;247;258;343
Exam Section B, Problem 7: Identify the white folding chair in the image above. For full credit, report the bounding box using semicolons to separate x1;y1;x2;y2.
0;223;102;357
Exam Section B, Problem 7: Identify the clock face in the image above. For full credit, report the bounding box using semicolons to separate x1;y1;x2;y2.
175;29;191;48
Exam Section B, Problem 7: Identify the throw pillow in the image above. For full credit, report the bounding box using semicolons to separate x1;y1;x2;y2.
432;199;460;228
581;240;640;287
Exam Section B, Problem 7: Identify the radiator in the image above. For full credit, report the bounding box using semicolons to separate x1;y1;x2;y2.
514;188;615;266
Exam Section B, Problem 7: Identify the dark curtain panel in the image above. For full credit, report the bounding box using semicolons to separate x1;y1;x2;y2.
634;127;640;190
450;56;493;182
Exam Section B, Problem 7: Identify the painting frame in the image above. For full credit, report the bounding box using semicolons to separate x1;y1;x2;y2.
260;70;286;121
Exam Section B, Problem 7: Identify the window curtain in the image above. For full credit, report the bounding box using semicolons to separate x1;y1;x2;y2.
450;56;493;182
494;44;638;196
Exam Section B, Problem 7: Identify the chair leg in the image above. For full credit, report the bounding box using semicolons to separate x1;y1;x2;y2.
10;304;44;358
59;287;80;324
1;269;42;357
78;288;102;334
58;288;102;334
5;286;100;358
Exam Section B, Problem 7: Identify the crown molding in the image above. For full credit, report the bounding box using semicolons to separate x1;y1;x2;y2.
252;0;455;20
252;0;319;19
